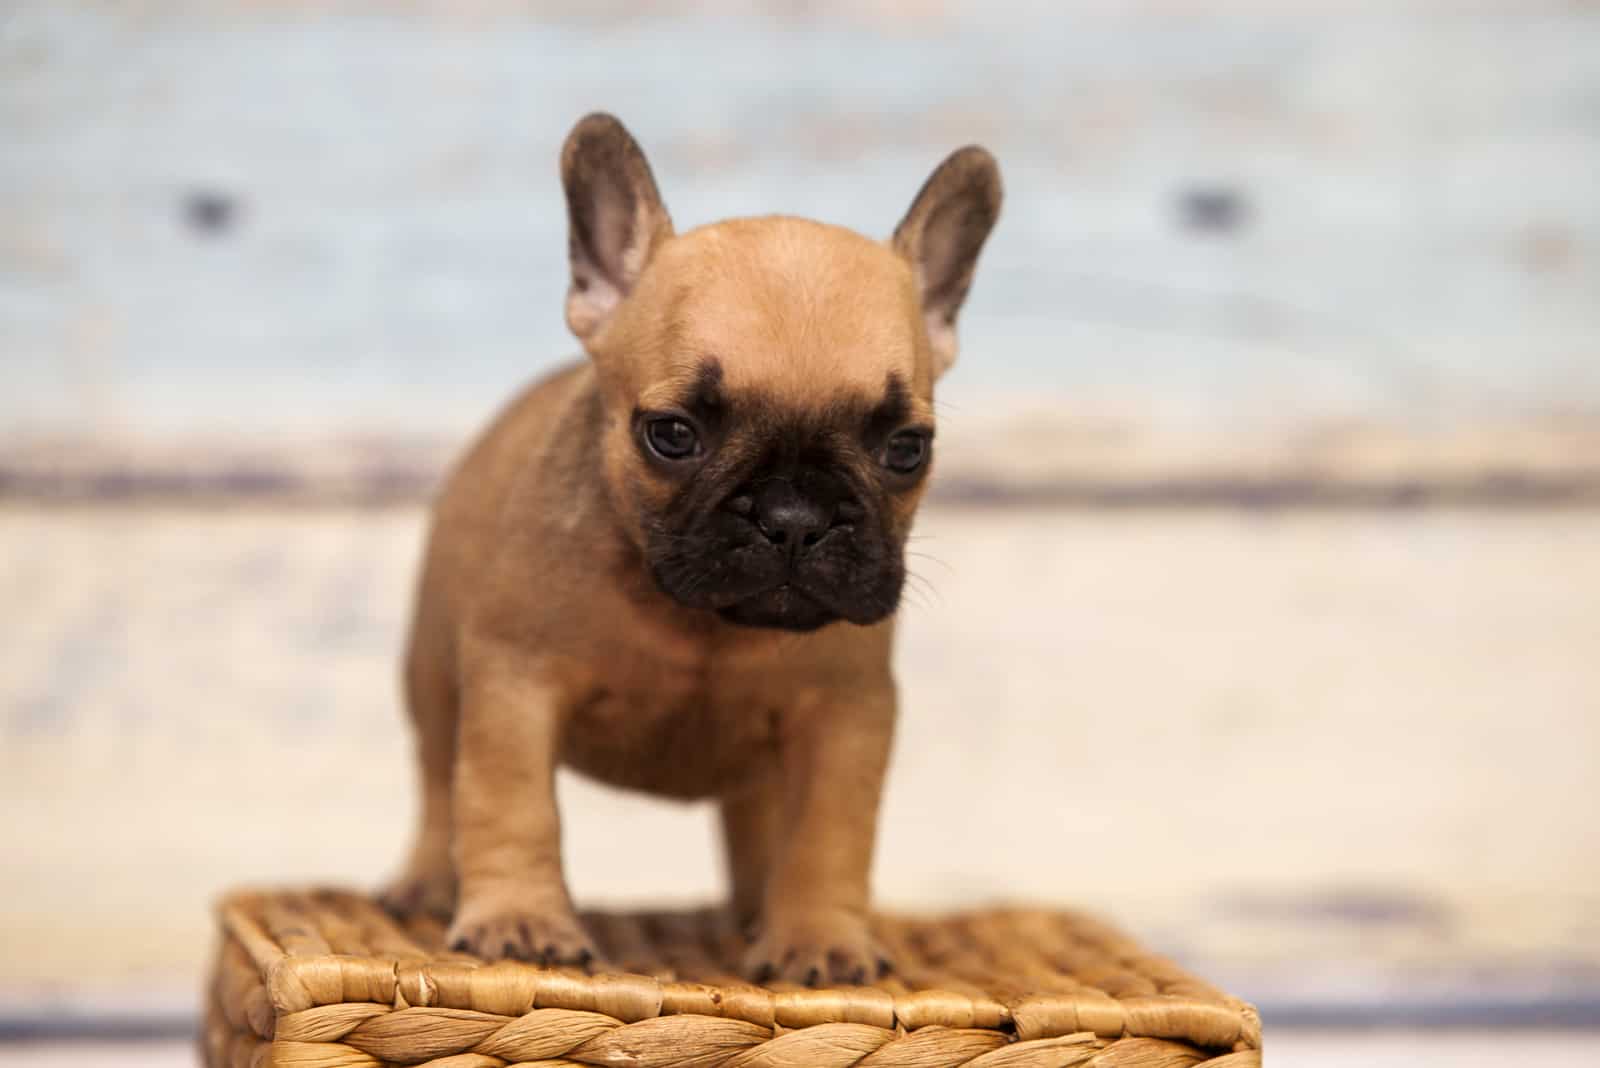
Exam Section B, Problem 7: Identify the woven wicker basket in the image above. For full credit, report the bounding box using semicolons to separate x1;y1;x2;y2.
205;889;1261;1067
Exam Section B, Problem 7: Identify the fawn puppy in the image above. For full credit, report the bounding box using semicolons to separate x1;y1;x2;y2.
382;113;1001;984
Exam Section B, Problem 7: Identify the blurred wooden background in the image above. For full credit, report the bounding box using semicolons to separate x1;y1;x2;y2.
2;0;1598;1041
5;1;1598;479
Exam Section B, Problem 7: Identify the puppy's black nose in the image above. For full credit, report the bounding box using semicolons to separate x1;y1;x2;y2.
752;481;830;556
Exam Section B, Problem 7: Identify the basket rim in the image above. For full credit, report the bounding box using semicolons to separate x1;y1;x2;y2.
217;886;1262;1053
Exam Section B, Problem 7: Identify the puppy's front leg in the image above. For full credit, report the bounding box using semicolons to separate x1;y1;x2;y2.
446;639;595;966
745;689;895;986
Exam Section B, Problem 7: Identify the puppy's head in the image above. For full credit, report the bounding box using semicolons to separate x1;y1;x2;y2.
560;113;1001;632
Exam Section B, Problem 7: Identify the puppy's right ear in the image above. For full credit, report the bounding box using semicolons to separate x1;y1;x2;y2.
560;113;674;340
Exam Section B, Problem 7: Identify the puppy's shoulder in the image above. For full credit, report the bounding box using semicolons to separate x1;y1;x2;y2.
437;360;595;509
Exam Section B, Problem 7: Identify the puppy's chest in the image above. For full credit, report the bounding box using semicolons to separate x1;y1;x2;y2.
558;680;781;799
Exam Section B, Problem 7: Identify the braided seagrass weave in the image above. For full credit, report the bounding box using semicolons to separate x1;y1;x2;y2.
205;889;1261;1067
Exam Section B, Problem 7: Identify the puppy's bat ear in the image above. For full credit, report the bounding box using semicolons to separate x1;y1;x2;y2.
560;113;674;340
892;146;1002;378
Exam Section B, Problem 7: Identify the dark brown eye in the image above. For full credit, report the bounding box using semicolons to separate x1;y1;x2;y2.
883;430;929;475
645;416;700;461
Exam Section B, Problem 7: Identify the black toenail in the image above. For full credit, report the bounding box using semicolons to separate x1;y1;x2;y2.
804;966;821;986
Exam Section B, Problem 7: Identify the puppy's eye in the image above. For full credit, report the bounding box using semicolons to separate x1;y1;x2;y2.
644;416;700;461
883;430;929;475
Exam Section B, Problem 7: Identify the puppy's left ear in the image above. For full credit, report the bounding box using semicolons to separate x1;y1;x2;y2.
561;113;674;340
892;146;1003;377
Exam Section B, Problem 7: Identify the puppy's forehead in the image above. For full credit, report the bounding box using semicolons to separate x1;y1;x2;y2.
650;217;930;411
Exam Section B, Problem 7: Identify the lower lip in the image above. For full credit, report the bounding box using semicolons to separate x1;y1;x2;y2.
764;583;806;609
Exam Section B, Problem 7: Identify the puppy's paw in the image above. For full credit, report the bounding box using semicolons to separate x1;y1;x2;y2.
743;908;891;987
447;906;597;968
377;869;457;921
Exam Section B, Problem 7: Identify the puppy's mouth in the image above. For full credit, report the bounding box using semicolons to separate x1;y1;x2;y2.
715;581;839;633
650;539;906;631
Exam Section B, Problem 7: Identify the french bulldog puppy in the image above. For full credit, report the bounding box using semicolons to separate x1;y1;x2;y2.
380;113;1001;985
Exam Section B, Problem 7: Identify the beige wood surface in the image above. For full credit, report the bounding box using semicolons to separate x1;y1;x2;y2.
2;504;1596;1018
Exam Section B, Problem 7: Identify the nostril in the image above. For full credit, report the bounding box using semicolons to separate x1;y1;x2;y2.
751;490;831;551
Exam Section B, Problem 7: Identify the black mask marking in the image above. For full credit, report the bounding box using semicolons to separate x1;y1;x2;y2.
640;375;921;631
